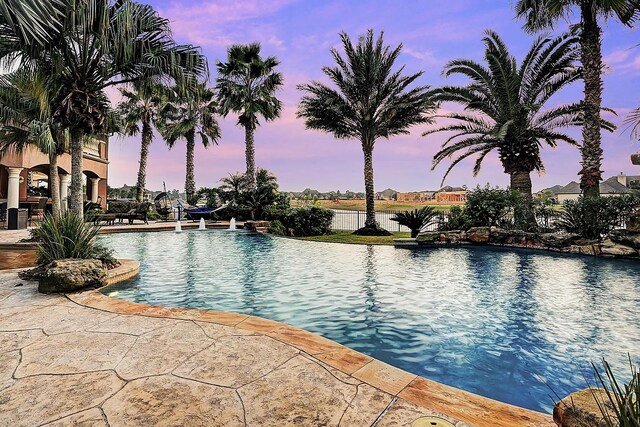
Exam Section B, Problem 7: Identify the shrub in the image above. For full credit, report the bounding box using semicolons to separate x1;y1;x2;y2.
557;196;639;240
268;206;334;236
267;219;287;236
463;185;522;228
31;212;114;265
439;205;466;231
391;206;439;238
285;206;334;236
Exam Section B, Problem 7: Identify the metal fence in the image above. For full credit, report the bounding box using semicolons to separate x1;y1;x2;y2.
331;209;441;232
330;208;568;233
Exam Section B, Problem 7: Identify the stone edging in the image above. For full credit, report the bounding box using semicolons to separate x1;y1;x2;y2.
75;259;553;427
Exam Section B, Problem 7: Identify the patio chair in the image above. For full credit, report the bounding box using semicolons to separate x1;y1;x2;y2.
30;197;48;224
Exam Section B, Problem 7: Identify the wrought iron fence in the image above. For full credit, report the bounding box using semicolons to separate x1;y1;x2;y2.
330;208;567;233
330;209;441;232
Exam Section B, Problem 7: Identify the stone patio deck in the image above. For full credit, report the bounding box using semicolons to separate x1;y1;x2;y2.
0;263;555;427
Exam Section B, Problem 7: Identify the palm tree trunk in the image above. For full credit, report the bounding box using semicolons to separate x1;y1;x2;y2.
245;125;256;189
136;120;152;203
362;143;376;228
510;170;532;198
185;129;196;203
48;152;60;217
510;170;535;230
579;5;603;198
69;128;84;216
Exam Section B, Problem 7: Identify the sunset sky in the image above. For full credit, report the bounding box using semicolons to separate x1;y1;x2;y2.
107;0;640;193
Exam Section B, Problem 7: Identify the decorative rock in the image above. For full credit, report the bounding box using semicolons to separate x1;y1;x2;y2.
599;240;637;257
38;259;106;294
553;388;613;427
466;227;490;243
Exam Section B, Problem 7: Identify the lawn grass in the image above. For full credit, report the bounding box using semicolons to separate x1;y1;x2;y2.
295;230;411;245
292;199;453;212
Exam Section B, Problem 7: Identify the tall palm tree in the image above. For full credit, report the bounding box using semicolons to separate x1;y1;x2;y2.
425;31;614;226
117;82;165;202
215;43;283;189
515;0;639;197
297;30;435;235
158;83;221;203
0;0;207;215
0;69;67;217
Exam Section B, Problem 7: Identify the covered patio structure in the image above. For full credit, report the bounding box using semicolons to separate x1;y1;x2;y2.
0;137;108;222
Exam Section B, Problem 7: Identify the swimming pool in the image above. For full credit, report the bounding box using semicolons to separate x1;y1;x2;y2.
100;229;640;413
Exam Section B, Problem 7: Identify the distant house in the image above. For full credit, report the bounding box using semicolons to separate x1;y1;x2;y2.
434;185;468;205
556;174;640;203
396;191;435;202
377;188;398;200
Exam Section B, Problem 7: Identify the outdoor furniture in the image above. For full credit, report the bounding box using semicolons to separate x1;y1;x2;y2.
154;192;173;220
105;200;150;225
92;213;116;226
30;197;48;224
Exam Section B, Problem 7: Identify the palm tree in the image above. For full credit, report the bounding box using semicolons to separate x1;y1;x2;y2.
297;30;435;235
117;82;165;202
425;31;615;221
0;0;207;215
0;69;67;217
158;83;221;203
515;0;639;197
215;43;283;189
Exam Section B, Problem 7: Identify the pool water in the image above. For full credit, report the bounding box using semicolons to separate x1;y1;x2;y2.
100;230;640;413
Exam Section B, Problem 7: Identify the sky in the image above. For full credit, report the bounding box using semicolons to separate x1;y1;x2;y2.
107;0;640;193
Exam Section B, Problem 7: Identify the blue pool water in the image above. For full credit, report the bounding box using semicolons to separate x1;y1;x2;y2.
100;230;640;413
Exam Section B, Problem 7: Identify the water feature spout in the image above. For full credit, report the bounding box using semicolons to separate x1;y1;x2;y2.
199;218;206;230
175;221;182;232
229;218;236;230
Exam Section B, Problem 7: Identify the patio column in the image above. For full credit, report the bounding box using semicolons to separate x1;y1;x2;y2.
7;167;23;209
90;177;100;203
59;174;70;211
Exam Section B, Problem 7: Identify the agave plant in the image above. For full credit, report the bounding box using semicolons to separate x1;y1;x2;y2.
391;206;439;238
31;212;113;265
591;357;640;427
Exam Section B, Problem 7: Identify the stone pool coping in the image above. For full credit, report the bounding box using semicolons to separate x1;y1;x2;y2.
88;259;555;427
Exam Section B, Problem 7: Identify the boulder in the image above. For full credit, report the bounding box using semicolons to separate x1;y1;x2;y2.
553;388;613;427
38;259;107;294
627;213;640;233
599;240;637;258
534;232;581;248
489;228;528;246
609;229;640;249
466;227;490;243
416;231;439;244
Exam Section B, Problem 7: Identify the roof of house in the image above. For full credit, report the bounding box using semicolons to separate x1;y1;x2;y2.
437;185;466;192
539;185;564;195
557;178;639;195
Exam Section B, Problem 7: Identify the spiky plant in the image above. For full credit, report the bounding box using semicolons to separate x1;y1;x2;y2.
591;357;640;427
391;206;440;238
31;212;112;265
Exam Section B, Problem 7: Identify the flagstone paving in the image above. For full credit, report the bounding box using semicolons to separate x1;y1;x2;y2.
0;269;555;427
